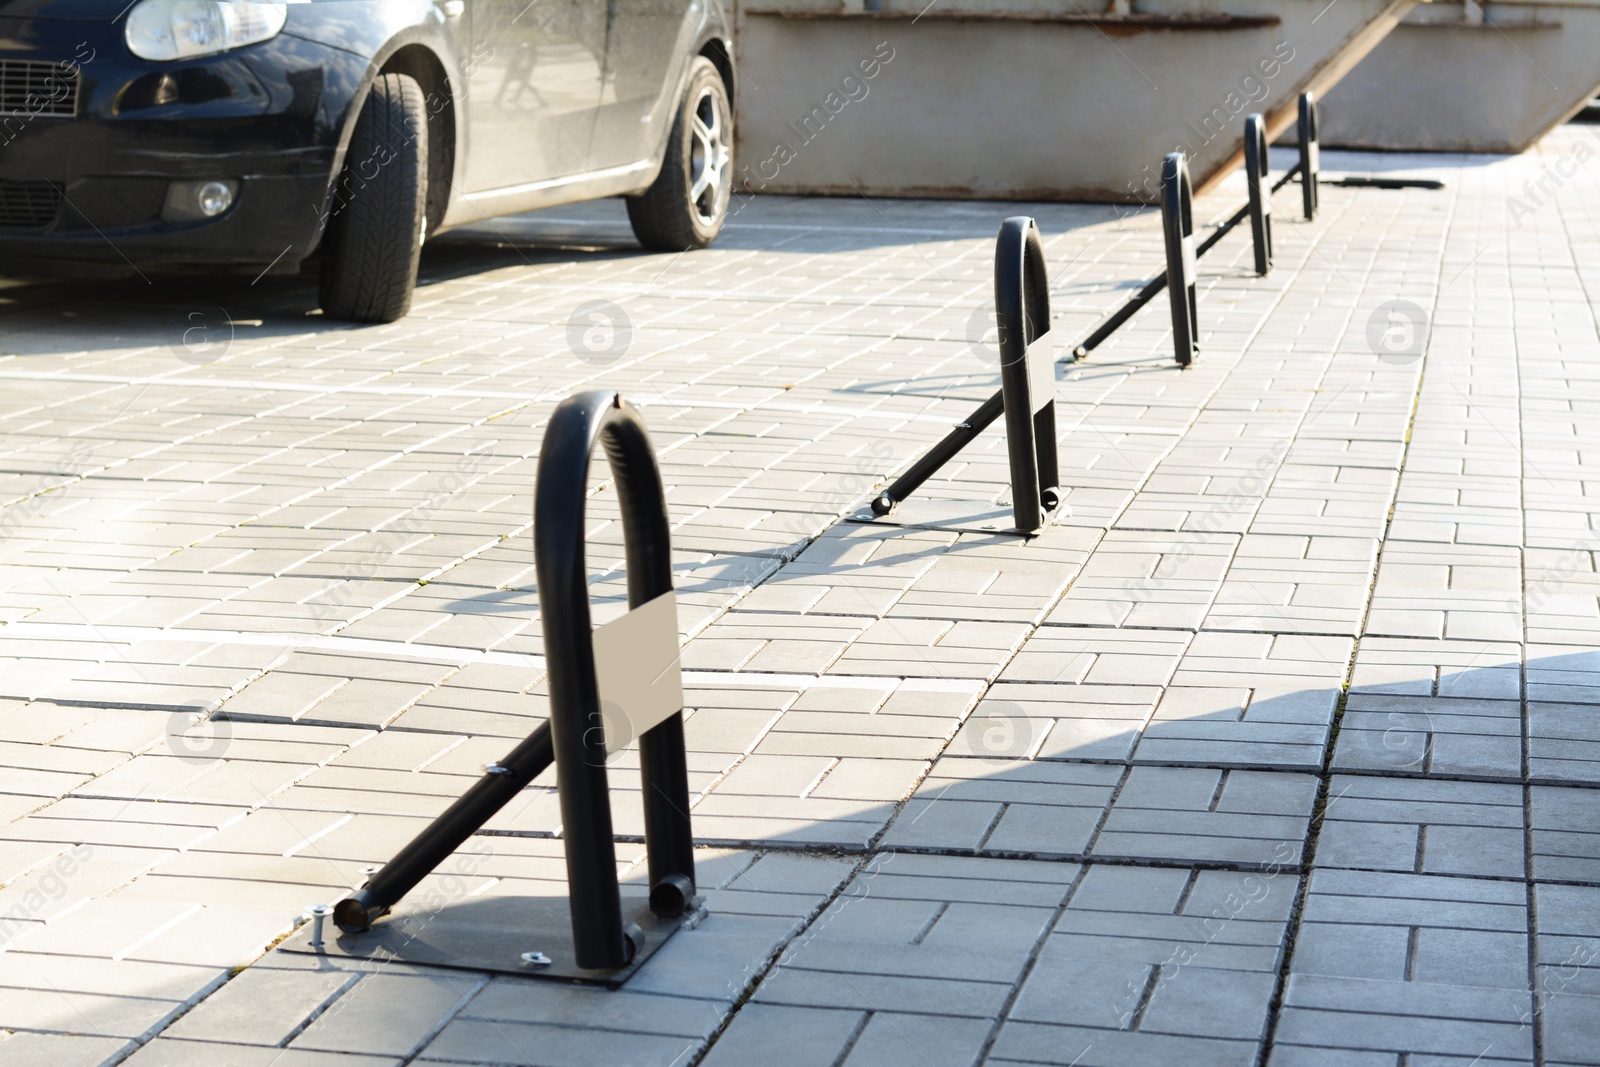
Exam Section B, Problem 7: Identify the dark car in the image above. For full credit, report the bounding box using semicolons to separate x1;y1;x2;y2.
0;0;734;321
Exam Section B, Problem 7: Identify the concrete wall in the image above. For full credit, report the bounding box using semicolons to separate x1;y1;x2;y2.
1320;0;1600;153
731;0;1415;202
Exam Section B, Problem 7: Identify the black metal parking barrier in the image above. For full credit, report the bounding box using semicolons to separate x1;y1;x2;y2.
292;390;697;984
1076;123;1277;361
1272;92;1444;200
868;216;1060;535
1297;91;1320;220
1262;93;1319;211
1245;112;1273;276
1161;152;1199;368
1071;93;1439;364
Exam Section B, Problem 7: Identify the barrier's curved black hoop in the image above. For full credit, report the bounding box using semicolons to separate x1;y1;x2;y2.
1298;91;1320;220
1245;113;1273;277
1160;152;1199;367
534;390;695;969
330;391;694;975
995;216;1061;533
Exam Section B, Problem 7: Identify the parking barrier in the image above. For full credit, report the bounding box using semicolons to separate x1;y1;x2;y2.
1073;93;1443;362
870;216;1060;534
1161;152;1199;368
312;390;695;981
1245;112;1273;276
1076;119;1279;361
1298;91;1320;220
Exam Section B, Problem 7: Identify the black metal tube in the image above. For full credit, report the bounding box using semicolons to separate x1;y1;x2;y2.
1245;112;1273;277
995;216;1054;533
1076;191;1254;360
334;724;554;932
1073;271;1168;358
336;390;697;970
599;412;695;917
871;390;1004;515
1195;203;1251;259
1161;152;1199;367
535;390;693;969
1298;92;1320;220
1327;177;1445;190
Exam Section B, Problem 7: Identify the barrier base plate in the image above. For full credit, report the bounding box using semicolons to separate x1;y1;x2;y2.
279;889;698;988
848;497;1066;536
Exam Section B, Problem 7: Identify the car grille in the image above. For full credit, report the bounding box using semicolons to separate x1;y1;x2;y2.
0;58;80;117
0;179;63;231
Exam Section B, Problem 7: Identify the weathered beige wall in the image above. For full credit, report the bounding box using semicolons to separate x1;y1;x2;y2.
731;0;1415;202
1321;0;1600;153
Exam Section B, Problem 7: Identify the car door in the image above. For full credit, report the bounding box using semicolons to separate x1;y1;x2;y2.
587;0;693;170
462;0;606;192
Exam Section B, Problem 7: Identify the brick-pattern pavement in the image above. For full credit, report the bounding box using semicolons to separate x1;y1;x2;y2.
1;124;1598;1066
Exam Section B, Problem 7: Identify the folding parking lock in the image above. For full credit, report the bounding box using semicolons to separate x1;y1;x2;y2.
1245;113;1273;277
1298;91;1321;220
1162;152;1200;368
284;390;697;985
860;216;1061;536
1304;90;1444;195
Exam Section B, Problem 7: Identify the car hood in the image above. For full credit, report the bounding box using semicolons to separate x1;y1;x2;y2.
0;1;131;19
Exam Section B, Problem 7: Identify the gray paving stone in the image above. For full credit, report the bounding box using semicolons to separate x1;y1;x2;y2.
291;973;484;1058
1091;767;1316;867
125;1043;401;1066
420;1018;701;1067
884;757;1118;857
699;1003;863;1067
0;1033;134;1067
162;966;356;1045
1531;786;1600;884
841;1012;991;1067
1318;775;1526;879
1333;693;1523;779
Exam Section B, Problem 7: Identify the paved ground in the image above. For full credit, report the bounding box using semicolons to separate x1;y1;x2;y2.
1;123;1598;1067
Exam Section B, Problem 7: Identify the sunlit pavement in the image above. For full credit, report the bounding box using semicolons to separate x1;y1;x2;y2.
0;126;1597;1066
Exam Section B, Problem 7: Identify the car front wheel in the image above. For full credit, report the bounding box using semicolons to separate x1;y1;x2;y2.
318;72;428;323
627;57;732;252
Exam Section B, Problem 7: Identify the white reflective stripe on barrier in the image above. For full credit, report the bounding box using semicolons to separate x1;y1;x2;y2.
1307;142;1320;178
1181;233;1197;287
1260;184;1271;216
593;589;683;753
1026;333;1054;413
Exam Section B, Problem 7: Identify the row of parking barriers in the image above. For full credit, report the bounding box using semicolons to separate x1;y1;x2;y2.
1073;91;1321;367
282;89;1440;987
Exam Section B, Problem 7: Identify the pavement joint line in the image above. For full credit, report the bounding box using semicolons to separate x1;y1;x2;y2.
1251;172;1457;1067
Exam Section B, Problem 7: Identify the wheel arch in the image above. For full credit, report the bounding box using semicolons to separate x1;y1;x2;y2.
316;30;463;250
700;35;735;108
378;43;457;237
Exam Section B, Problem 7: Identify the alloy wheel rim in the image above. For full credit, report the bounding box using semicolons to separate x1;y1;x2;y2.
688;86;729;226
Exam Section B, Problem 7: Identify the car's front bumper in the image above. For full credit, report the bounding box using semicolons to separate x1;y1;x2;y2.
0;17;366;275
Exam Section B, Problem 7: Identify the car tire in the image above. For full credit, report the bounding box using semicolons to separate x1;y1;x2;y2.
627;57;732;252
318;72;428;324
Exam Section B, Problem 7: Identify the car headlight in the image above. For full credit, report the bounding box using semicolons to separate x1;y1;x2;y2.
125;1;288;62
